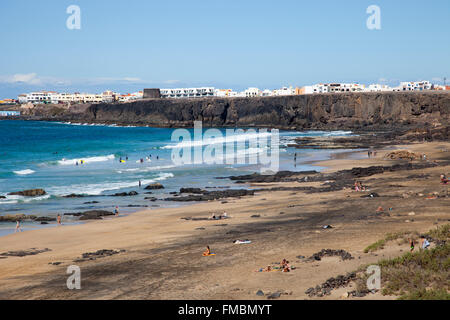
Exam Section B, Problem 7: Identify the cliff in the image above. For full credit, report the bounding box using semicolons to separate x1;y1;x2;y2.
19;92;450;131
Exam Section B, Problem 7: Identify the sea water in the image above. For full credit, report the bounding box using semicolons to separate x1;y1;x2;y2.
0;120;353;223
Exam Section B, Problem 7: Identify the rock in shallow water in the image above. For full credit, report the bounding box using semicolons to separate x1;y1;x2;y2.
145;183;164;190
8;189;46;197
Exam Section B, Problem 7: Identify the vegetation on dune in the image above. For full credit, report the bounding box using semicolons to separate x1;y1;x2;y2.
358;224;449;300
363;230;419;253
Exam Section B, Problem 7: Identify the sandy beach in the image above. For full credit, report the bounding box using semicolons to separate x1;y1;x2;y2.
0;140;448;300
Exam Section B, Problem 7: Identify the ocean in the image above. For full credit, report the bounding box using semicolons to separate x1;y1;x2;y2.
0;120;354;233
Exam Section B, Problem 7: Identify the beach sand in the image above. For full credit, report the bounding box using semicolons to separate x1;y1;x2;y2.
0;141;448;300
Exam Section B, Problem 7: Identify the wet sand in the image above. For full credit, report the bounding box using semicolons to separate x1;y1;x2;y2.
0;141;448;300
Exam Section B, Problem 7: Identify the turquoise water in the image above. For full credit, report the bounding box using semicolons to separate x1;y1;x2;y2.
0;120;352;223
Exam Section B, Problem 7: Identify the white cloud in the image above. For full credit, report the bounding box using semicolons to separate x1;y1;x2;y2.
2;73;42;85
163;79;181;84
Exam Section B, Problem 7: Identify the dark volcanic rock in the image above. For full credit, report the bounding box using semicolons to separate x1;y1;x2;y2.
0;248;51;257
34;216;56;222
308;249;354;262
165;189;255;202
144;183;164;190
66;210;114;220
27;92;449;133
305;272;357;297
179;188;204;194
8;189;46;197
74;249;125;262
63;193;87;198
111;191;138;196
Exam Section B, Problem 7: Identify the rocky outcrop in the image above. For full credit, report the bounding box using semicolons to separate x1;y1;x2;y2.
65;210;114;220
144;183;164;190
8;189;46;197
22;92;450;131
165;189;255;201
111;191;138;196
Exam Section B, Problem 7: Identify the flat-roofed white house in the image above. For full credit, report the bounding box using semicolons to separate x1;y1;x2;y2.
160;87;215;98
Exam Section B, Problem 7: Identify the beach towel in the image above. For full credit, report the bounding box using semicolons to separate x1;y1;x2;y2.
233;240;251;244
202;253;216;256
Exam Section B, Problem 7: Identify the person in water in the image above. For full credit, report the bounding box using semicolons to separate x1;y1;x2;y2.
57;214;62;225
139;180;142;188
15;220;22;233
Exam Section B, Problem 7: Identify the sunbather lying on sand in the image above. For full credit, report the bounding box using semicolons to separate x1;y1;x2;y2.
256;265;272;272
441;174;449;184
209;212;229;220
202;246;216;256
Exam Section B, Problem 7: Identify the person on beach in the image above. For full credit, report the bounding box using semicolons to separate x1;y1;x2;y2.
15;220;22;233
420;236;430;250
203;246;214;256
114;206;119;217
57;214;62;225
376;206;384;213
409;238;415;252
440;174;449;185
256;265;272;272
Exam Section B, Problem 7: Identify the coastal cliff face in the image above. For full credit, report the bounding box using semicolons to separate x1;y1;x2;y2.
22;92;450;131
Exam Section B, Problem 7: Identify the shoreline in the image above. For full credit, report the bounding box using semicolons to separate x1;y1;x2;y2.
0;145;368;237
0;140;448;299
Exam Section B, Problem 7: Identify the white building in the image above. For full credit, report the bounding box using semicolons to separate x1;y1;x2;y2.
302;84;329;94
261;89;273;97
21;91;57;104
160;87;215;98
118;91;144;103
365;84;393;92
273;87;295;96
243;87;261;97
398;81;432;91
326;83;365;92
214;89;236;97
18;91;119;105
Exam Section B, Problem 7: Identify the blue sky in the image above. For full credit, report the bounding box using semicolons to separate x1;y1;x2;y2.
0;0;449;98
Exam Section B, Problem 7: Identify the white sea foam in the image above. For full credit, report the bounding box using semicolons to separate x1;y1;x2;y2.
57;154;115;166
13;169;35;175
116;165;176;174
46;172;174;196
0;194;51;205
162;131;273;149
